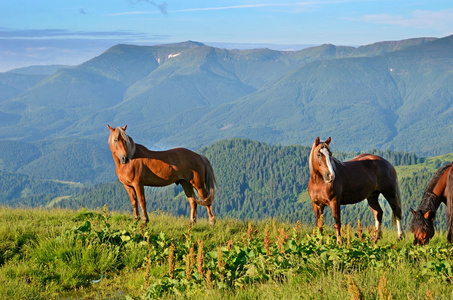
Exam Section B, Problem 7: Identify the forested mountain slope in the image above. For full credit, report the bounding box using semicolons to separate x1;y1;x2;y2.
0;36;450;154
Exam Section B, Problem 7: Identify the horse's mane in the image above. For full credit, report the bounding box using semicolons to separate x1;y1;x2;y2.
331;156;342;174
109;127;136;159
308;142;316;175
447;164;453;241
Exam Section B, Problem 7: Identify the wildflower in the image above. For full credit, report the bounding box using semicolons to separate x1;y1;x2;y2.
264;225;271;256
217;247;225;279
186;243;195;280
277;226;288;255
168;243;175;279
378;272;392;300
227;240;233;251
206;269;212;289
346;223;352;249
247;222;253;244
345;275;363;300
197;239;205;279
294;220;301;238
357;220;364;243
187;221;192;241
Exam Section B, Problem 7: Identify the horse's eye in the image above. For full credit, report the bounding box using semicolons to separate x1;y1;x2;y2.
317;153;321;157
114;139;118;142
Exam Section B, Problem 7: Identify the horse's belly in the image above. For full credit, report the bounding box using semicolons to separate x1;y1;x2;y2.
340;187;375;205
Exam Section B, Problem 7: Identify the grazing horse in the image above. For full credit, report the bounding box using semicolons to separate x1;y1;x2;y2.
410;162;453;246
308;137;403;244
107;125;218;225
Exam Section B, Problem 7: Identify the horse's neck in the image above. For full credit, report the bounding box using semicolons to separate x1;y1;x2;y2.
420;192;443;213
133;143;156;158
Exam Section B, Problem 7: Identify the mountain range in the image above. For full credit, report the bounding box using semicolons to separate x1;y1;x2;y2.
0;35;452;156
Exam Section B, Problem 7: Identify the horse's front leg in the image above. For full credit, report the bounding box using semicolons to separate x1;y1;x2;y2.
312;201;325;233
330;198;343;246
134;183;149;224
123;184;140;222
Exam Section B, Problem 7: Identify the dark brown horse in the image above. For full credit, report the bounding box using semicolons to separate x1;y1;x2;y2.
107;125;218;225
308;137;403;244
410;162;453;246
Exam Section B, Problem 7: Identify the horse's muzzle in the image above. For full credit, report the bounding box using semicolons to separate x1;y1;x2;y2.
324;173;335;183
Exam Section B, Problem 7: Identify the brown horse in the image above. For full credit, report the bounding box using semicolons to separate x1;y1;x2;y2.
107;125;218;225
410;162;453;246
308;137;403;244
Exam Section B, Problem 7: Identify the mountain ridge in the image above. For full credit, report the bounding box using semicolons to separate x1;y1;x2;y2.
0;35;451;155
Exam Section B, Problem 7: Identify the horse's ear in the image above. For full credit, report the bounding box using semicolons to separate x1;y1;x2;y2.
107;124;114;132
122;124;127;131
424;211;434;220
411;208;416;216
315;137;320;146
325;137;331;145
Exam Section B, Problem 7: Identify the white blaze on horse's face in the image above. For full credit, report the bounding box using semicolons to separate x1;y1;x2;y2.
110;131;129;164
320;147;335;183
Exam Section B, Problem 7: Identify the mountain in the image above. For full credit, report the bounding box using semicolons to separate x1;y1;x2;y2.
0;36;451;155
159;35;453;154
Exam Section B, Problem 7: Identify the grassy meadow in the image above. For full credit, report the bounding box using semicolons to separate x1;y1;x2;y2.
1;206;453;299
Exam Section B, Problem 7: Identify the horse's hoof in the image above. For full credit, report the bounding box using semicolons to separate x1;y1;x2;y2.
397;233;405;241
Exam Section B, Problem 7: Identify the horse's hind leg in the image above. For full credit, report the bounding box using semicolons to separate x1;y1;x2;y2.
194;186;215;226
191;178;215;226
367;191;383;238
382;190;404;239
205;204;215;226
181;181;198;224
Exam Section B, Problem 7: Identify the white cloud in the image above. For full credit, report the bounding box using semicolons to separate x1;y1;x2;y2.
351;9;453;29
172;1;360;13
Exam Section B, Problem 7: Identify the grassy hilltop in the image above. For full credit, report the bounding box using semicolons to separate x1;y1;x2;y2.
1;206;453;299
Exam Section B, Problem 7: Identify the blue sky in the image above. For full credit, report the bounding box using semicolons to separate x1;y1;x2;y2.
1;0;452;71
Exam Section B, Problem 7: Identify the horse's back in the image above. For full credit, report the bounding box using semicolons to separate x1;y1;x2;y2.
139;146;201;165
350;153;387;163
342;154;398;190
348;154;395;172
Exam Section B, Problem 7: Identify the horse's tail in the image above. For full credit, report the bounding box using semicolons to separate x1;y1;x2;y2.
195;155;218;206
391;167;403;227
446;167;453;242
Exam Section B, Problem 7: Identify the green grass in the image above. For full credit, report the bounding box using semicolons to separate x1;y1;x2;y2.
1;206;453;299
395;153;453;178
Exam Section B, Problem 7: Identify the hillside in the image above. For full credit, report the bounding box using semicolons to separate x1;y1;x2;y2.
0;138;115;183
0;36;450;154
